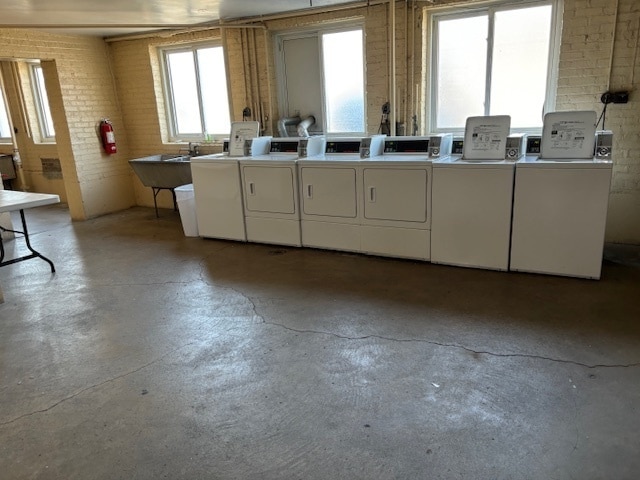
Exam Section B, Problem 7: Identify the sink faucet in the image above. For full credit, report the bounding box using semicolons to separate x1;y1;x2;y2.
188;142;200;157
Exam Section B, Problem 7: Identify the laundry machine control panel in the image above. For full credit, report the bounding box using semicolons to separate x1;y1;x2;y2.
451;138;464;155
384;138;429;153
595;130;613;160
270;140;299;153
505;134;527;160
525;136;541;155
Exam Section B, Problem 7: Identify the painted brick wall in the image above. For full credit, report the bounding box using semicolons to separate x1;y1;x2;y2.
556;0;640;243
0;28;134;220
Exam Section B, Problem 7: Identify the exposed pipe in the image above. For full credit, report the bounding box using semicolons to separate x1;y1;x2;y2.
389;0;397;136
263;28;274;136
297;116;316;137
277;116;301;137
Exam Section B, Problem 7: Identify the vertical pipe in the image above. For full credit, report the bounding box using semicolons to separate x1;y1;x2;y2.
390;0;397;136
263;27;274;136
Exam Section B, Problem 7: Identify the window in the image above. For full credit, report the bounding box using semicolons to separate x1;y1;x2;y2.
0;90;11;143
161;43;231;141
430;0;560;132
276;26;365;135
30;64;56;141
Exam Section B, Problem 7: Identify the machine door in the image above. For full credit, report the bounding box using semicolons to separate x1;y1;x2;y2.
300;167;357;218
363;168;427;223
242;166;295;214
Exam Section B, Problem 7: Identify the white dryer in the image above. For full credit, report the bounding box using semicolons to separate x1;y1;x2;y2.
297;136;386;252
360;136;448;260
510;111;613;279
239;137;325;247
431;115;515;271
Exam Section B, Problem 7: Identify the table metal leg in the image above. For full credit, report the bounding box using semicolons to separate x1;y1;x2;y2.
0;209;55;273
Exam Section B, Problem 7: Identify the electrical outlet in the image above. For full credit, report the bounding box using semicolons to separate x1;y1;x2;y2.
601;91;629;104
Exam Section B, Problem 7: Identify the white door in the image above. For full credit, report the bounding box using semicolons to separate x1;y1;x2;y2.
300;167;357;218
363;168;428;223
242;166;296;214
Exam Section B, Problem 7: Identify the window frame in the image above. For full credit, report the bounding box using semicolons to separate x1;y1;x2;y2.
274;22;367;136
0;85;12;144
427;0;563;134
159;41;231;142
29;63;56;142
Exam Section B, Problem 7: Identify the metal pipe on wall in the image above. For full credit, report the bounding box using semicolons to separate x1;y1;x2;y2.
389;0;397;136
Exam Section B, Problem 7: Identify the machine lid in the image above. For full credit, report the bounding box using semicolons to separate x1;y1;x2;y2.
540;111;597;159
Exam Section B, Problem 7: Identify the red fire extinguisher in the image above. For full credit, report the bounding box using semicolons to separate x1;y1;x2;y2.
99;119;117;154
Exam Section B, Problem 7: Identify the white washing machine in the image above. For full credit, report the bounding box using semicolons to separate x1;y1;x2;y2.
360;136;449;260
190;124;268;241
431;115;515;271
239;137;325;247
297;136;386;252
510;111;613;279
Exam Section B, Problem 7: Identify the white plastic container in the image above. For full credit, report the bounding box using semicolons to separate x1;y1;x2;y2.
175;184;198;237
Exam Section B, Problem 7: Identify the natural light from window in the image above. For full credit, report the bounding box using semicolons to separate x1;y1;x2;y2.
433;2;555;131
322;29;365;133
490;6;552;127
32;65;55;138
164;45;231;139
0;94;11;141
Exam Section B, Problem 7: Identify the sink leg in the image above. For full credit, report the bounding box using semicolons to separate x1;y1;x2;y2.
152;187;160;218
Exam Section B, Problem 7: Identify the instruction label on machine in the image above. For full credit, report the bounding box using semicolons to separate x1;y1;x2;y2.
541;111;597;159
229;121;260;157
463;115;510;160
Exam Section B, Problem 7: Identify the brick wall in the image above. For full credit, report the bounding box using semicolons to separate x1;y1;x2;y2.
556;0;640;243
0;28;134;220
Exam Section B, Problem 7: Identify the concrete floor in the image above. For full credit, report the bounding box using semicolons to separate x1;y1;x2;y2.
1;205;639;480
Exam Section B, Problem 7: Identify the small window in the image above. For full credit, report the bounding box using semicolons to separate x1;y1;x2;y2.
161;43;231;141
30;64;56;141
276;25;366;136
430;0;558;132
0;90;11;143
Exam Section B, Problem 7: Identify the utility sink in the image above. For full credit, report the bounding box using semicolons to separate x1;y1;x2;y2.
129;154;193;217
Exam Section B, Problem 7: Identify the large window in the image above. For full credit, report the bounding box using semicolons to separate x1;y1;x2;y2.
30;63;56;141
0;90;11;143
161;43;231;141
430;0;560;132
276;26;365;135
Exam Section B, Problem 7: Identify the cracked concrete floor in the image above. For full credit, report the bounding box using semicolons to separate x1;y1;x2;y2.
1;205;640;479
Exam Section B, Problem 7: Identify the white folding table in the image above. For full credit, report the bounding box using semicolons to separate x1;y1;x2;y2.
0;190;60;272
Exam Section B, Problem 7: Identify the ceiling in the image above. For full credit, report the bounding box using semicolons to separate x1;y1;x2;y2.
0;0;370;38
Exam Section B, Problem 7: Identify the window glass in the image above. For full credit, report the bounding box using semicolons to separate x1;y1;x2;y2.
31;65;55;139
162;44;231;140
436;15;488;129
491;5;552;127
322;29;365;133
166;51;201;135
197;47;231;136
276;25;366;135
0;92;11;142
431;1;557;132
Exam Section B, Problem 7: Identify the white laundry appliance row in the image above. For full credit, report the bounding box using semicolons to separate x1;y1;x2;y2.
190;113;613;279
